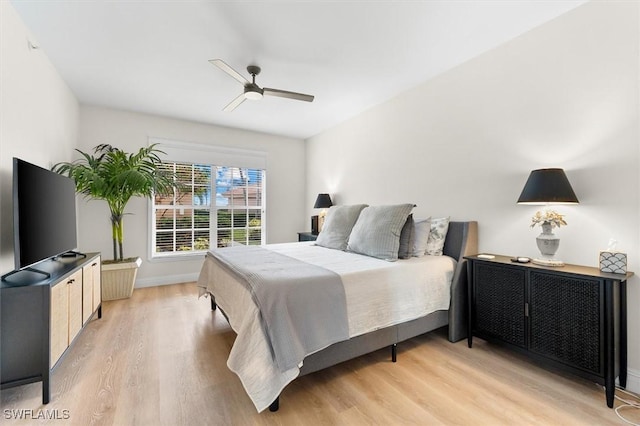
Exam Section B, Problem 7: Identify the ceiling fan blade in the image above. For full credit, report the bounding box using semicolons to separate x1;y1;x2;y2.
263;88;314;102
223;93;246;112
209;59;249;85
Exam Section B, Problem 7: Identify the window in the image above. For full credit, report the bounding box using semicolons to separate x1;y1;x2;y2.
152;162;265;257
148;138;267;259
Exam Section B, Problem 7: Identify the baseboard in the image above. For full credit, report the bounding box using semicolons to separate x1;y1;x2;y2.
134;272;199;289
625;368;640;395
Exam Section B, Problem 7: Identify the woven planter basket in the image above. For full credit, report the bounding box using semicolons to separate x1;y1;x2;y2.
101;257;142;300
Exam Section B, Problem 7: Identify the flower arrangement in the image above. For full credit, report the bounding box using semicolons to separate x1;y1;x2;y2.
530;210;567;229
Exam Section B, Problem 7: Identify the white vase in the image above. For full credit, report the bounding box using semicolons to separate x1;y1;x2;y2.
536;222;560;257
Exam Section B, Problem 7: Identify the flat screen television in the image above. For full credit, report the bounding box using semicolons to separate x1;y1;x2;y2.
11;157;78;272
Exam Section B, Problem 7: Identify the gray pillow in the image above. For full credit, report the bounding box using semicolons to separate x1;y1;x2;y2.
315;204;368;250
411;217;432;257
347;204;415;261
398;214;414;259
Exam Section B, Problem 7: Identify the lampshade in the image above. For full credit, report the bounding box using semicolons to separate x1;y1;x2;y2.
313;193;333;209
517;168;579;205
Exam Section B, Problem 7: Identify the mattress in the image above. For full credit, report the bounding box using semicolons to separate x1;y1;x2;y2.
197;241;456;412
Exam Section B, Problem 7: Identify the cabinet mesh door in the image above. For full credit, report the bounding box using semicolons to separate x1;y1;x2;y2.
474;263;526;347
529;271;602;374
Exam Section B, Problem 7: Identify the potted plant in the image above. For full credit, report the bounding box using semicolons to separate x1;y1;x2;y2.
53;144;176;300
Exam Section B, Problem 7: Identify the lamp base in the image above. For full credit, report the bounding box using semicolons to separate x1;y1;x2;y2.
536;223;560;257
532;258;565;267
318;212;326;232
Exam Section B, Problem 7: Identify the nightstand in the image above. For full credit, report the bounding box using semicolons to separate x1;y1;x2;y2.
297;232;318;242
465;254;633;408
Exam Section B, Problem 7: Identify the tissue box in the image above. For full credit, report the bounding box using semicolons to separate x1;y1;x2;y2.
599;251;627;274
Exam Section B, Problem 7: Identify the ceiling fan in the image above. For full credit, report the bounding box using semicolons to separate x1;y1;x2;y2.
209;59;315;112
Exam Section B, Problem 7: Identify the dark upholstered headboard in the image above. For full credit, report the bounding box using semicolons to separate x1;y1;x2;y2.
443;221;478;342
443;221;478;262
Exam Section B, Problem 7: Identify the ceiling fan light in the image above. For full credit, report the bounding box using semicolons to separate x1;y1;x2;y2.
244;90;263;100
244;85;264;100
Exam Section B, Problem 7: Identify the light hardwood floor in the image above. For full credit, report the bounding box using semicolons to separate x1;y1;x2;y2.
2;282;639;425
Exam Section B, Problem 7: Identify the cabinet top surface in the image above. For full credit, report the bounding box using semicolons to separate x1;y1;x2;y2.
465;254;634;281
1;253;101;289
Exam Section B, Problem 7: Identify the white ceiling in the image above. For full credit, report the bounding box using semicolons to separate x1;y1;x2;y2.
11;1;586;140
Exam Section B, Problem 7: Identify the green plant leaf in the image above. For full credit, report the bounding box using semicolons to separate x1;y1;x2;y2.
53;144;178;261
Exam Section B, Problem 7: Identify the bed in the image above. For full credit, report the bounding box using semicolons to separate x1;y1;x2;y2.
197;212;478;413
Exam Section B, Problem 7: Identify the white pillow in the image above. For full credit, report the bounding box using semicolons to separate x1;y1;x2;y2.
315;204;367;250
411;217;432;257
426;217;450;256
347;204;415;261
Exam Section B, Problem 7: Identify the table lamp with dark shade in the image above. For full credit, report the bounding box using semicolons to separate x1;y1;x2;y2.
313;193;333;209
517;168;579;266
312;193;333;234
517;168;579;205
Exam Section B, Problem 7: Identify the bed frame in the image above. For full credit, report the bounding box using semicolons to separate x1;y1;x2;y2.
209;220;478;412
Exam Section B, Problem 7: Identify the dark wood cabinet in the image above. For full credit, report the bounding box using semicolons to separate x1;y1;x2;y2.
1;253;102;404
466;254;633;408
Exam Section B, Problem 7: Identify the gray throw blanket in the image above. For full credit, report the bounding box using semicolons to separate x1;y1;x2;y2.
206;246;349;371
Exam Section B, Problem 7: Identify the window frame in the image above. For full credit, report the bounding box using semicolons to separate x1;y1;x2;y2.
147;138;267;261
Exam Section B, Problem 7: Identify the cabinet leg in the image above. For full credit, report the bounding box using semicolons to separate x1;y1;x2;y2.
620;280;627;388
98;304;102;319
604;279;615;408
42;375;50;404
606;384;614;408
467;260;474;349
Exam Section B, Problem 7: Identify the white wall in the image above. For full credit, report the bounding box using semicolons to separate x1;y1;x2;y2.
307;1;640;387
77;106;306;286
0;2;79;274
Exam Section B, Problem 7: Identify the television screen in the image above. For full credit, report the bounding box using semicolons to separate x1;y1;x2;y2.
13;158;78;270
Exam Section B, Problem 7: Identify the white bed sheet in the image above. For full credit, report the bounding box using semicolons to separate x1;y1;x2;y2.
197;242;456;412
267;242;455;337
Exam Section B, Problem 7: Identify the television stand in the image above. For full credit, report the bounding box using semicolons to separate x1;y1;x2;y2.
1;253;102;404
